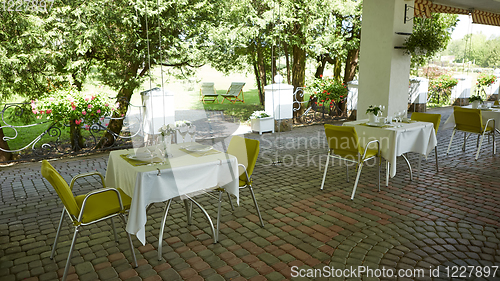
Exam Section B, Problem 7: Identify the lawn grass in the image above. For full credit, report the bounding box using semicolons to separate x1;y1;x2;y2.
194;88;264;122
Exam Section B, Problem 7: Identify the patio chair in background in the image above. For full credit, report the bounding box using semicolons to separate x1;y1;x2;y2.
446;107;496;160
200;82;219;103
221;82;245;103
216;135;264;240
41;160;137;281
411;112;441;172
320;124;381;200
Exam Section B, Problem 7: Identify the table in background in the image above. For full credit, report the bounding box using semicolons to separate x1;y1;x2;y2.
442;105;500;131
343;120;437;184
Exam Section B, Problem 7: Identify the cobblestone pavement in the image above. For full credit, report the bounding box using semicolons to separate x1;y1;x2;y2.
1;107;499;281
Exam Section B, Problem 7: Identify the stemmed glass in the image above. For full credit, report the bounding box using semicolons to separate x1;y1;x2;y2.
188;125;196;143
178;125;189;145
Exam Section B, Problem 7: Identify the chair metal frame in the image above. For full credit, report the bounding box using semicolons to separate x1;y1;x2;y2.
446;108;496;160
44;164;138;281
320;132;381;200
214;136;263;241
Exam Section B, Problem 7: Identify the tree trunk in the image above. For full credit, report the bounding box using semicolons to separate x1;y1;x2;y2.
256;44;267;105
96;87;133;148
292;26;306;119
344;48;359;83
252;52;264;106
283;42;291;84
0;128;13;162
97;62;140;148
314;55;327;78
70;120;85;151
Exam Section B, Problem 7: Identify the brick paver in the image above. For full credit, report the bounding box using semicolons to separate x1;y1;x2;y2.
1;107;500;280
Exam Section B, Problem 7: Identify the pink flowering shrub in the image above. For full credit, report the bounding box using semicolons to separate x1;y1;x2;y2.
31;88;114;129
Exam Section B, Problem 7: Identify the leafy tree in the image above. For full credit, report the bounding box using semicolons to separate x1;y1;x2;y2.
409;13;458;71
0;12;68;161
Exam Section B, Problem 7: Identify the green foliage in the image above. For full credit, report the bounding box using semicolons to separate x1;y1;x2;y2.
249;111;271;120
366;105;382;116
31;88;114;128
430;75;458;91
306;75;347;106
428;75;458;106
468;95;483;103
446;34;500;68
408;14;457;68
476;73;497;87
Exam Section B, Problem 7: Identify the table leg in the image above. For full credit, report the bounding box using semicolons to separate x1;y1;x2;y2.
158;199;173;261
402;154;413;181
386;162;390;187
417;154;422;178
188;197;217;244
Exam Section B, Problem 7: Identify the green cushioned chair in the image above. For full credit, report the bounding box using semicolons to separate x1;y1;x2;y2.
41;160;137;281
446;107;496;160
320;124;381;200
216;136;263;240
411;112;441;172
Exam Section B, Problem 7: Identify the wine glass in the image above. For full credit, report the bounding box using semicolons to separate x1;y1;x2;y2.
188;125;196;143
178;125;189;145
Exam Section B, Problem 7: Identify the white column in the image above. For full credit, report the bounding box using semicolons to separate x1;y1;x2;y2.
358;0;413;119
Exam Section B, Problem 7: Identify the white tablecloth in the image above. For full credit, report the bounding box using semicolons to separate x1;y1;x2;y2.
442;106;500;130
343;120;437;178
105;144;239;245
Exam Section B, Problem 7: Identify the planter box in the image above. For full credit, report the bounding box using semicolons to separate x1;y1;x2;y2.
251;117;275;135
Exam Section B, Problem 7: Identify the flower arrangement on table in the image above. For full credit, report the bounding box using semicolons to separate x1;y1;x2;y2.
249;111;271;120
307;75;348;111
30;88;114;129
468;95;483;103
175;120;192;127
476;73;497;88
366;105;383;116
158;124;176;136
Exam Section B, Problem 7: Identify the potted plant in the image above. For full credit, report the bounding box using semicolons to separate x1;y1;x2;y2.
402;18;448;65
249;111;274;135
307;75;348;114
469;95;483;109
366;105;382;123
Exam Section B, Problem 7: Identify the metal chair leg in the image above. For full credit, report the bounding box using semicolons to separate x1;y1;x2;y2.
463;132;467;151
62;226;80;281
227;192;234;211
111;217;118;242
320;152;331;190
377;157;381;192
346;162;349;182
50;208;66;259
476;132;486;160
120;214;138;267
158;199;172;261
248;185;264;227
350;162;364;200
446;129;456;155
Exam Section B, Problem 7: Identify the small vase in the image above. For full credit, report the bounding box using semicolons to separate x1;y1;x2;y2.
471;100;480;109
368;113;378;123
162;134;172;158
